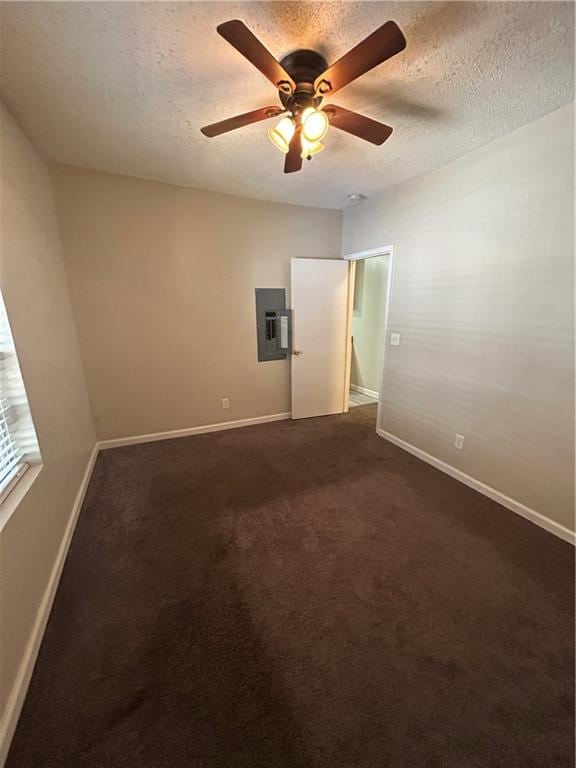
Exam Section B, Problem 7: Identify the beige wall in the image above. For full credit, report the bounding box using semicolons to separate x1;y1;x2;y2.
0;105;96;738
51;165;342;440
343;103;575;532
351;255;389;394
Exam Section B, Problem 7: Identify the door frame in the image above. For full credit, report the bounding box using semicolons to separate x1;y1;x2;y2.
342;245;395;428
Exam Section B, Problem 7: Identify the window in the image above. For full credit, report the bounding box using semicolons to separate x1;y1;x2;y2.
0;291;40;503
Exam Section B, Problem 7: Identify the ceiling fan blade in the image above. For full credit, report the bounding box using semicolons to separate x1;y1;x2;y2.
324;105;393;145
201;106;284;138
284;127;303;174
217;20;296;94
315;21;406;96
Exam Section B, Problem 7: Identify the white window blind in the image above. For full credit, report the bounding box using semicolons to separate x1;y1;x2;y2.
0;291;40;501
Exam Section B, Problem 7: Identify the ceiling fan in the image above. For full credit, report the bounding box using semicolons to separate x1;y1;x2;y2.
200;20;406;174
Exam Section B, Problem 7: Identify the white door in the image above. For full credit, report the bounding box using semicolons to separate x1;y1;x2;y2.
291;258;351;419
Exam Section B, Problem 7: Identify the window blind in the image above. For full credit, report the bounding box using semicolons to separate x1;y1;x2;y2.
0;291;40;501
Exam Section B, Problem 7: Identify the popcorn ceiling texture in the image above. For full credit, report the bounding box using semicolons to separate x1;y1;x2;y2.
0;1;574;209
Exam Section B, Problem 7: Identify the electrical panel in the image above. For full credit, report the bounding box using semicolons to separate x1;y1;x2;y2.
255;288;292;361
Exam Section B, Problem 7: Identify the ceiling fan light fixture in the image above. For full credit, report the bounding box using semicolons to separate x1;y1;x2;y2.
301;137;325;159
201;20;406;174
301;107;329;142
268;116;295;153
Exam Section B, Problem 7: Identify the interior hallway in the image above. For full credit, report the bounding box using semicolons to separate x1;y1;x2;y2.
7;404;574;768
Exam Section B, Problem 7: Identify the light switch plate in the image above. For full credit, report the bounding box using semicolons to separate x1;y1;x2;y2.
390;333;401;346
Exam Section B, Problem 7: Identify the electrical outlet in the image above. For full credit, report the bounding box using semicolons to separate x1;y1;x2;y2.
454;434;465;450
221;397;230;410
390;332;401;346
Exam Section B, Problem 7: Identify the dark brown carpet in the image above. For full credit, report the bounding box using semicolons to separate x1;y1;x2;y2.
7;405;574;768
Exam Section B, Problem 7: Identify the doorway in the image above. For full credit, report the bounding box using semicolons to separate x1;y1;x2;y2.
344;246;394;427
289;248;393;425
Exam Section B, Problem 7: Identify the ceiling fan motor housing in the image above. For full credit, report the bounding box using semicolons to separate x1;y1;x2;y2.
279;49;328;114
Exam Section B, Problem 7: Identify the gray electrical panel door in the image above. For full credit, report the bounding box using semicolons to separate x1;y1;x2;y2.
255;288;289;361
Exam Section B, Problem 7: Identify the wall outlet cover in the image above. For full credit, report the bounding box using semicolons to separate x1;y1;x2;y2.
390;333;401;346
221;398;230;409
454;434;465;450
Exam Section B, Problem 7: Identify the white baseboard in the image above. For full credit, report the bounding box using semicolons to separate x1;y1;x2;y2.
350;384;379;399
376;428;575;545
98;412;292;450
0;444;99;767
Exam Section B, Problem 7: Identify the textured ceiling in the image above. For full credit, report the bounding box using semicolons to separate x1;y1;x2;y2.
1;2;574;209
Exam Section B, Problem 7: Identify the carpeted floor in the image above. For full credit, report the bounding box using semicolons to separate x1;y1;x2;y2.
7;405;574;767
